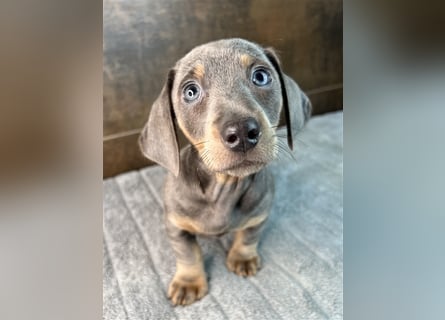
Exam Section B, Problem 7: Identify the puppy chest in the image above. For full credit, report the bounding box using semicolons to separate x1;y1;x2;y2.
182;203;249;236
168;191;251;236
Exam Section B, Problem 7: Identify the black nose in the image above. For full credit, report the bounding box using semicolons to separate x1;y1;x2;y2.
221;117;261;152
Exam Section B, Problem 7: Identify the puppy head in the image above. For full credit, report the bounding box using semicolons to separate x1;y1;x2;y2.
140;38;311;177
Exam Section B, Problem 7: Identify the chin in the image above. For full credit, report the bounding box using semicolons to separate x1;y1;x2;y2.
222;162;267;178
202;146;276;178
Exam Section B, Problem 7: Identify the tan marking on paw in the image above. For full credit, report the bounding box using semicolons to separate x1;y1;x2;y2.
168;258;208;306
168;272;208;306
226;254;261;277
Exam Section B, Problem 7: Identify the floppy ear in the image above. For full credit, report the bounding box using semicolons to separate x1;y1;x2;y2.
139;70;180;176
264;48;312;150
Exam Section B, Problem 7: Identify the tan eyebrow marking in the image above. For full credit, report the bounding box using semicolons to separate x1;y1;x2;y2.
240;54;253;68
192;63;205;79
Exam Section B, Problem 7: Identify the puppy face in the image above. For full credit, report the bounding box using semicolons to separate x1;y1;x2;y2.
139;38;311;178
171;39;283;177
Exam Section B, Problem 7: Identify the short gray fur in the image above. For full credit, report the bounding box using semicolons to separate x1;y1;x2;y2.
103;111;343;320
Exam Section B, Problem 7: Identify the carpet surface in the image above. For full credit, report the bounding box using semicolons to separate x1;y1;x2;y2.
103;111;343;320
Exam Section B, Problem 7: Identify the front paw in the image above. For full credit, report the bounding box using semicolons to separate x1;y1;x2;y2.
226;254;262;277
167;274;208;306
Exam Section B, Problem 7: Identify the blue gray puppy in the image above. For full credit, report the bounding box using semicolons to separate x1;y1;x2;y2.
139;38;311;306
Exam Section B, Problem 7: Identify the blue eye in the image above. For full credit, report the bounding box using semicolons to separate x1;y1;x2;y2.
252;68;271;86
183;83;201;102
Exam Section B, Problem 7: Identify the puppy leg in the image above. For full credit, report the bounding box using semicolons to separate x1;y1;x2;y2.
226;219;266;277
165;219;208;305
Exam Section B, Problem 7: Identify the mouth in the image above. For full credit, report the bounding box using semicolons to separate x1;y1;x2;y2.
199;133;277;176
217;159;267;173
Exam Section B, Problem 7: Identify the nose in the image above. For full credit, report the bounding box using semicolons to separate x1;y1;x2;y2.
221;117;261;152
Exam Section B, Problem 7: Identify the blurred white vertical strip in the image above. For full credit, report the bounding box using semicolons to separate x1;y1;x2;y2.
0;0;102;319
344;1;445;319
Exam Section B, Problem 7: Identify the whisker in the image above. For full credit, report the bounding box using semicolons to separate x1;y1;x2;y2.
187;144;199;155
186;140;210;156
275;140;298;163
294;136;308;147
193;140;209;147
274;144;290;163
272;133;309;149
200;148;214;170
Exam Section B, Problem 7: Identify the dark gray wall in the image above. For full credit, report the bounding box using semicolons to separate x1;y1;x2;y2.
104;0;343;177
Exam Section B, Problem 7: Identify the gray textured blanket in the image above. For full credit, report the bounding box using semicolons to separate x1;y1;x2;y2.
103;111;343;320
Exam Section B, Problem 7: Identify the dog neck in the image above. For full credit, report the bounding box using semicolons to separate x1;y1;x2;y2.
184;146;254;202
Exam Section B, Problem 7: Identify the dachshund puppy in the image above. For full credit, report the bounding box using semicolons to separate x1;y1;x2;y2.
139;38;311;306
